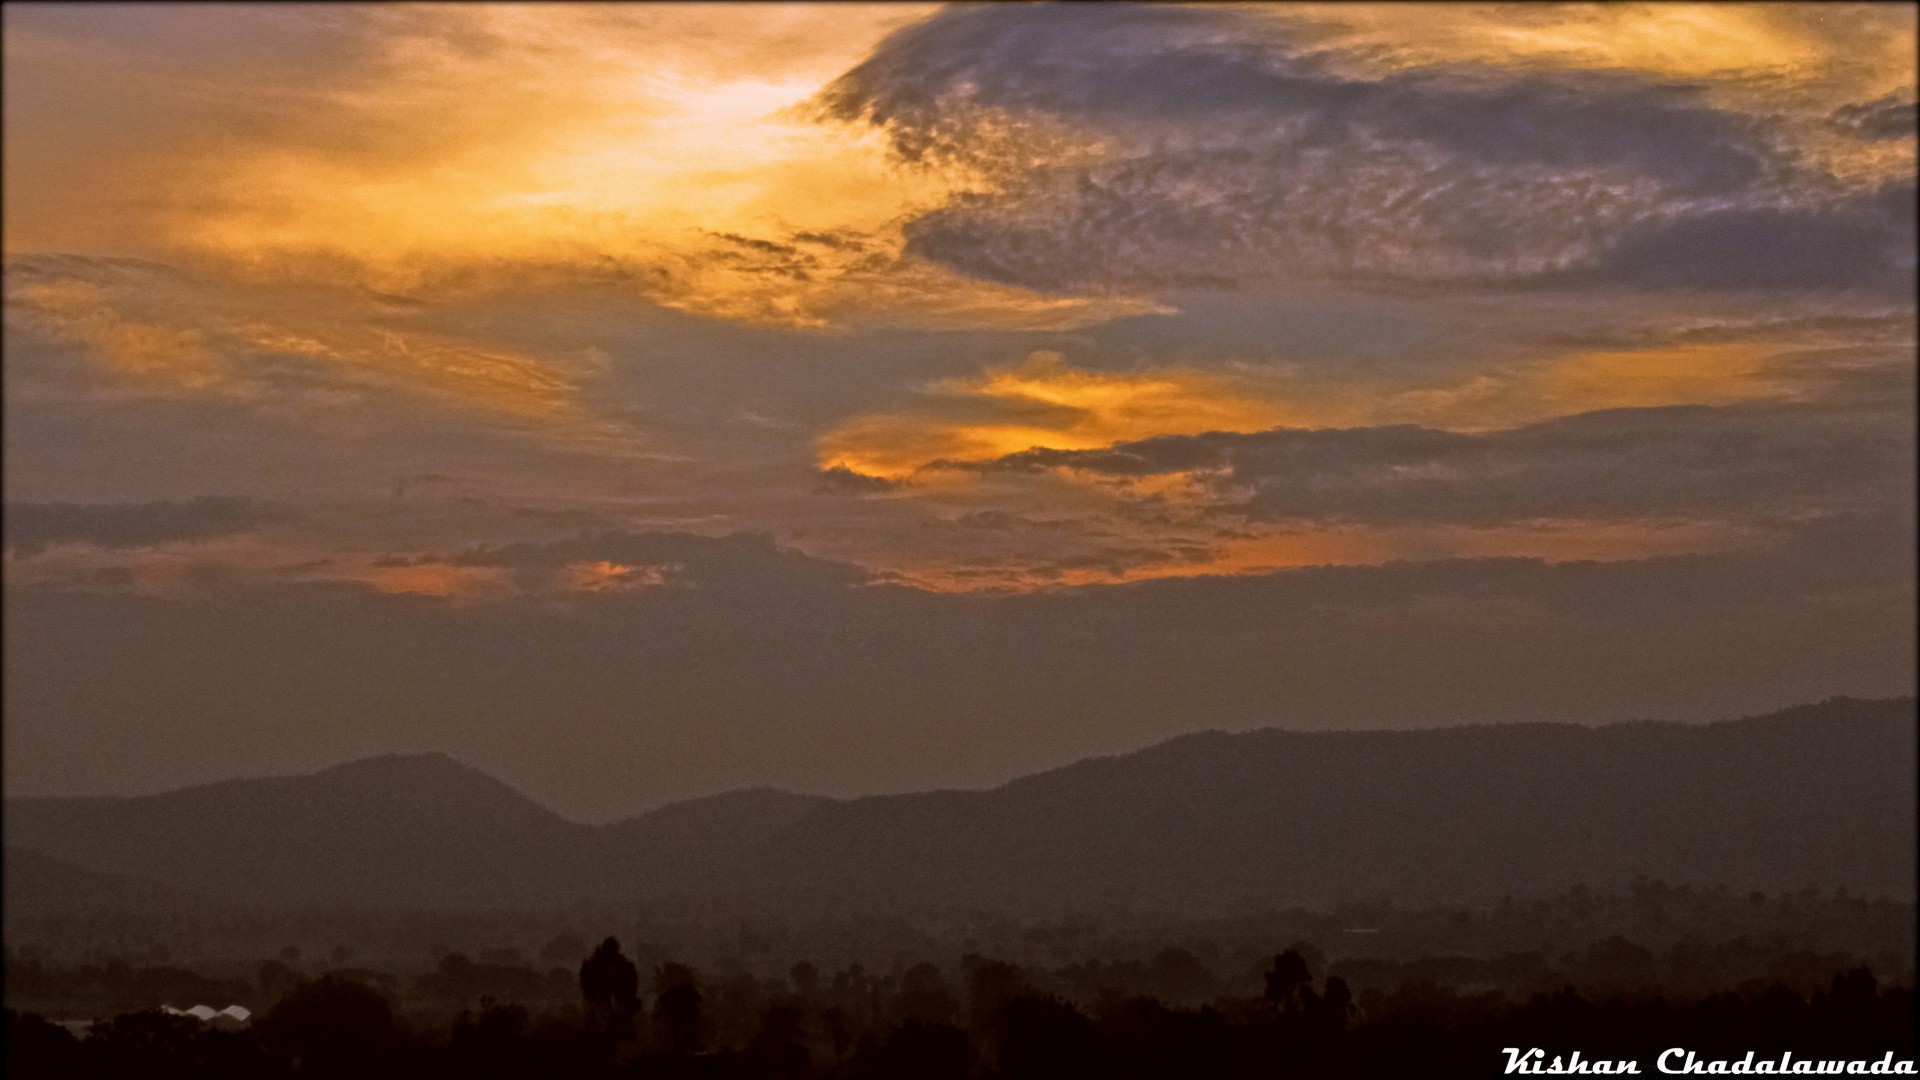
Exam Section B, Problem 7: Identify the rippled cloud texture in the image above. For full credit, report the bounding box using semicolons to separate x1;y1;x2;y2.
4;3;1913;817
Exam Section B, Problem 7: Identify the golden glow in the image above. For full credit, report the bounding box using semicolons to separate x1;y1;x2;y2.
1280;3;1915;103
1269;4;1916;184
17;4;1900;331
562;560;666;592
874;517;1768;594
1373;341;1795;432
7;279;229;391
819;341;1803;481
366;562;515;600
6;5;1907;598
819;352;1301;479
6;264;628;444
4;3;1160;331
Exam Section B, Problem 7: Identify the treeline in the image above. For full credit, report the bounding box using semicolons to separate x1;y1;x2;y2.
8;881;1912;1018
7;941;1914;1079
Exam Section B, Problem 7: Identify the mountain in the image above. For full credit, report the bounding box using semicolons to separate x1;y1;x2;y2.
3;753;589;908
743;697;1918;914
5;698;1913;915
595;787;837;896
1;846;177;917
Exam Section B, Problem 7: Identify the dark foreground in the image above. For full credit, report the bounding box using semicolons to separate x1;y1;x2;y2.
8;945;1913;1080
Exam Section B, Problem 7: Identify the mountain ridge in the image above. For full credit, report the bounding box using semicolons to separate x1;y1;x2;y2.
6;697;1913;915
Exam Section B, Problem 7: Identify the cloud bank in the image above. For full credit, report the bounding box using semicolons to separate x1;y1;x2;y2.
823;4;1915;295
4;497;286;557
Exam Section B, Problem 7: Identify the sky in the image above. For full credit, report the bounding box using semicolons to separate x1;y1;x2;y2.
4;2;1915;820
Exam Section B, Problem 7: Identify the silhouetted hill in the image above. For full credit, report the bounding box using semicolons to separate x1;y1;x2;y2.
6;698;1913;914
4;753;588;908
1;847;178;917
747;697;1916;914
594;787;836;895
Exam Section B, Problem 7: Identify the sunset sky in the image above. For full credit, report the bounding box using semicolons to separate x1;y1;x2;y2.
5;3;1915;819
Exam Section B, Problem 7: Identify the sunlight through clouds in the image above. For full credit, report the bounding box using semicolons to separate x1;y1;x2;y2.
4;2;1912;595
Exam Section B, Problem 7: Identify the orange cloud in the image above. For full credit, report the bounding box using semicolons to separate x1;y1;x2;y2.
4;4;1160;332
877;516;1769;594
806;334;1855;592
366;562;514;600
817;339;1816;483
5;257;632;447
1262;5;1915;191
818;352;1301;479
562;560;667;593
1371;341;1801;432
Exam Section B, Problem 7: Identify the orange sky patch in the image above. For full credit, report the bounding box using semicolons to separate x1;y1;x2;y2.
366;562;515;600
818;351;1300;479
562;560;667;593
819;341;1806;483
881;517;1770;594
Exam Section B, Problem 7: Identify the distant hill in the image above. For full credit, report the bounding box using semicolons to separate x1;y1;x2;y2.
1;846;177;917
4;753;588;908
5;698;1913;915
743;697;1918;915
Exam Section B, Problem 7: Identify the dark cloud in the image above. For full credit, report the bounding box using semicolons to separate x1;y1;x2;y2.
940;511;1093;534
824;6;1770;187
441;530;873;593
1647;313;1917;348
1830;94;1919;142
1576;182;1916;293
814;466;902;495
822;4;1903;295
964;399;1912;528
4;497;288;556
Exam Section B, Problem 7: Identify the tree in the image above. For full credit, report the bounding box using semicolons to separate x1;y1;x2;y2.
1264;950;1312;1008
789;960;820;998
823;1006;853;1063
746;1004;810;1078
6;1009;83;1077
896;962;959;1025
257;959;301;1004
447;1002;531;1079
577;938;640;1041
999;995;1100;1080
653;963;704;1057
963;955;1032;1035
1323;976;1354;1028
255;975;399;1078
862;1019;975;1080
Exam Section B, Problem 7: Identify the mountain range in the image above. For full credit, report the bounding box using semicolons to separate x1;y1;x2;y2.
6;697;1914;917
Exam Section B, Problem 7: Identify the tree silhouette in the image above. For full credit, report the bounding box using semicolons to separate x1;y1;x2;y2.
1264;950;1312;1009
746;1004;810;1078
964;955;1032;1036
896;962;959;1025
4;1009;83;1077
999;995;1101;1080
823;1006;853;1063
1323;975;1354;1028
5;938;1916;1080
446;1002;555;1080
653;963;705;1057
254;975;399;1078
257;959;300;1002
862;1019;975;1080
577;938;640;1042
